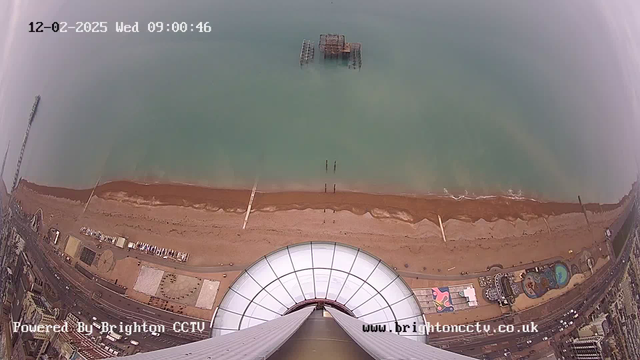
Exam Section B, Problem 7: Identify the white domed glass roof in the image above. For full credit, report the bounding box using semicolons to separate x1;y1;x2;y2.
212;242;426;342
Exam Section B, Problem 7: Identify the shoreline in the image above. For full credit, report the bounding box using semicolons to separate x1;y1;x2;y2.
13;177;624;282
19;179;630;224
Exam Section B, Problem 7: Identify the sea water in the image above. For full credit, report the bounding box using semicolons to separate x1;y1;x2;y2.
1;0;638;203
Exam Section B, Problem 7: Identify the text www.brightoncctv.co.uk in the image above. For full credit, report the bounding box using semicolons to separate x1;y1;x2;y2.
363;321;539;335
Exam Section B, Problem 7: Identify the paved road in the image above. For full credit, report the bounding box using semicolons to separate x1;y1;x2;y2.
50;193;634;282
427;197;637;358
428;211;637;359
9;191;636;358
452;250;627;359
397;256;566;281
10;208;205;353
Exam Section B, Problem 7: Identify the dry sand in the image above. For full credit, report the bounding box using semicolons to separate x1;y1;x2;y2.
21;180;628;223
12;179;633;323
13;179;630;276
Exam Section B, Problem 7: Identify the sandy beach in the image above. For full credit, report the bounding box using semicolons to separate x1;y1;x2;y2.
10;178;632;324
15;179;629;274
21;180;627;223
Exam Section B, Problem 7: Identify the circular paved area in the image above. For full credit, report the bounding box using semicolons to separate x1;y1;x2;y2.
96;250;115;273
159;274;202;302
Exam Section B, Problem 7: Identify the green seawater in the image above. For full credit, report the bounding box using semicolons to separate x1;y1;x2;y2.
1;0;638;202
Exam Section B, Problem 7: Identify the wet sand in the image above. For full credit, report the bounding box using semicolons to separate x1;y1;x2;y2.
14;179;630;275
11;179;633;326
20;180;628;223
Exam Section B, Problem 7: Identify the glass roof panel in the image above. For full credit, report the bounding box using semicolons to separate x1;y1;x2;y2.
289;243;312;271
214;329;235;336
265;248;294;277
213;242;424;342
245;302;280;321
332;245;359;272
367;263;398;291
265;280;296;308
219;290;250;314
214;309;243;330
312;242;335;268
314;269;331;299
394;315;424;336
247;258;277;288
296;269;315;299
358;306;395;324
350;252;379;280
326;270;347;301
280;272;305;302
231;272;262;299
240;316;266;330
336;274;364;304
353;293;390;318
391;297;422;319
345;282;377;309
253;289;287;315
381;277;413;304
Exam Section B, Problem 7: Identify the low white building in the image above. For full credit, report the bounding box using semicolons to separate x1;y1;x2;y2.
578;313;608;338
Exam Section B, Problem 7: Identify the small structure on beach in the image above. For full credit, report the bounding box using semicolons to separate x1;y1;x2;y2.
483;273;520;306
299;34;362;69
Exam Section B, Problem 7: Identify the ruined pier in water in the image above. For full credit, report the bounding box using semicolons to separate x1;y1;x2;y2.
318;34;362;69
299;40;315;65
298;34;363;69
348;42;362;70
